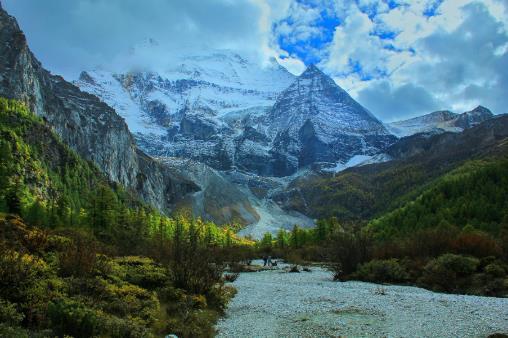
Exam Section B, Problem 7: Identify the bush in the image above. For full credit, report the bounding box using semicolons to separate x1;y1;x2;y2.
169;246;224;295
47;299;100;338
160;284;235;337
58;232;97;277
353;259;409;284
114;256;170;289
419;254;479;293
206;284;236;313
481;276;508;296
0;324;29;338
0;247;52;325
0;215;48;253
0;298;24;326
484;263;506;278
93;278;160;326
329;227;372;277
453;231;502;258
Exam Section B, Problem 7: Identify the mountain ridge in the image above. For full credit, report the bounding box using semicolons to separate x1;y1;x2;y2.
387;105;495;137
273;114;508;221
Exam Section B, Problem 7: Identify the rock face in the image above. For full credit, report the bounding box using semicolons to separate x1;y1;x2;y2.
158;157;260;226
453;106;494;129
0;5;197;213
387;106;494;137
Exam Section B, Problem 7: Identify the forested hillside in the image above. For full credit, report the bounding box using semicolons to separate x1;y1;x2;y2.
278;115;508;221
260;155;508;296
0;98;251;337
369;158;508;239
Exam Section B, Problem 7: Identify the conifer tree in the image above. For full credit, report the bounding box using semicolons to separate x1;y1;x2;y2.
276;229;287;249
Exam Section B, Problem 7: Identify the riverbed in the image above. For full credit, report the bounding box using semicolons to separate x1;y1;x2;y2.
216;261;508;337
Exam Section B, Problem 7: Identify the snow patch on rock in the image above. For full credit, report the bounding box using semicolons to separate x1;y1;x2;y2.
324;153;392;173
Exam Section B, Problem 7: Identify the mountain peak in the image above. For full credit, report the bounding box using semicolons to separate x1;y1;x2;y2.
300;64;325;78
426;110;457;120
469;105;493;116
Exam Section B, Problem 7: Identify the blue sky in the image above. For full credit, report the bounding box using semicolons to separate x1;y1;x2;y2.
3;0;507;121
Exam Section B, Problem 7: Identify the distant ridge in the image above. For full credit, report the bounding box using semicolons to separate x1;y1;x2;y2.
387;106;494;137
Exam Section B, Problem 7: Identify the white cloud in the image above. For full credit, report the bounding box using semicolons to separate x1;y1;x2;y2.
272;1;324;46
323;0;508;120
3;0;507;120
4;0;275;78
323;5;390;76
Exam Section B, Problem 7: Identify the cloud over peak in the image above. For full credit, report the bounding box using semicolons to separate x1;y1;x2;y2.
3;0;507;121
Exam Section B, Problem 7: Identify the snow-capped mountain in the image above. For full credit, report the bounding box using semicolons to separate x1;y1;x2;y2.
77;58;395;177
75;51;398;235
453;106;494;129
263;65;395;175
387;106;494;137
76;49;296;171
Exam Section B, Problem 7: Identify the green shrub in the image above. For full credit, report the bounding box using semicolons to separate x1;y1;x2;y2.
0;298;24;326
58;232;97;278
169;247;224;295
159;286;186;303
435;254;479;275
0;248;53;325
205;284;236;313
100;314;152;338
485;263;506;278
47;298;100;338
92;277;160;326
0;324;29;338
482;278;508;297
114;256;170;289
419;254;480;292
353;259;409;283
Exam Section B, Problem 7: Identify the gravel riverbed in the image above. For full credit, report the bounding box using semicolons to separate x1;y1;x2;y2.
216;261;508;337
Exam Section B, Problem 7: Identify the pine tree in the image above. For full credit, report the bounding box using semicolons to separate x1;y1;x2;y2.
88;184;118;233
25;199;46;227
276;229;287;249
225;228;233;247
5;180;23;215
261;232;273;251
189;219;199;251
173;216;185;261
204;223;214;246
290;225;301;249
315;219;328;243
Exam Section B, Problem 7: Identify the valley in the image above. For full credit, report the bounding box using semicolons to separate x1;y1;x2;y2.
1;1;507;337
72;39;501;238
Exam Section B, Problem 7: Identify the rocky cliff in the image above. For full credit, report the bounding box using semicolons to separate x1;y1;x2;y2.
0;4;197;213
